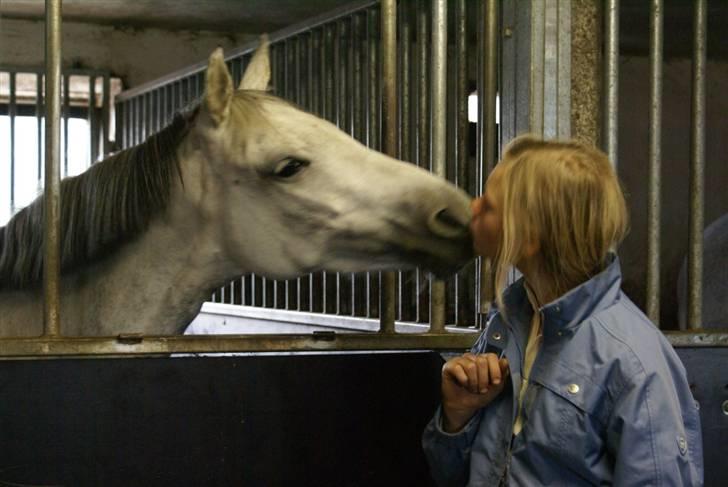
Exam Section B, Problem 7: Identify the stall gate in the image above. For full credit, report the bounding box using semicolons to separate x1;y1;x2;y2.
115;0;490;334
0;0;726;485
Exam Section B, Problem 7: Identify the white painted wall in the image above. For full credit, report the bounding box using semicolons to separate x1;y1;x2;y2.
0;18;255;88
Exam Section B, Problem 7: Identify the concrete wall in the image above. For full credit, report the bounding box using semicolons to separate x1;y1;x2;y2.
618;56;728;329
0;18;255;88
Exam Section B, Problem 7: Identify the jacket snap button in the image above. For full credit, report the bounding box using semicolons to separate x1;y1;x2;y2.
677;436;688;455
567;384;580;394
492;332;502;341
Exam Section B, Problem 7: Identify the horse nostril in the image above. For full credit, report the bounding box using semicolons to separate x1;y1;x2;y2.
429;207;468;238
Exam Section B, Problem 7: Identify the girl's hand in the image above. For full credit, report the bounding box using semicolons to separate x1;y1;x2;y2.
441;353;510;432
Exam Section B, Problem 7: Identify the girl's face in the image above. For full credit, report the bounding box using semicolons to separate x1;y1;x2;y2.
470;165;504;259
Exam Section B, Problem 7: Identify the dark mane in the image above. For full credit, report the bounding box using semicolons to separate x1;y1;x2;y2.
0;108;197;290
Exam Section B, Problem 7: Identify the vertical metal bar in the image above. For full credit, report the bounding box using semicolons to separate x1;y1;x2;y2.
9;72;16;215
365;8;381;318
352;14;368;317
43;0;63;336
415;1;430;323
124;98;132;149
688;0;707;330
294;36;303;311
62;73;69;177
102;74;111;155
306;32;316;312
36;73;44;190
143;93;149;141
322;24;335;314
477;0;499;322
646;0;663;325
151;89;159;134
241;276;247;306
380;0;397;334
336;19;352;316
133;96;140;145
429;0;447;333
88;75;98;164
308;30;322;312
398;1;414;322
454;0;474;327
120;100;127;149
334;25;342;314
604;0;619;166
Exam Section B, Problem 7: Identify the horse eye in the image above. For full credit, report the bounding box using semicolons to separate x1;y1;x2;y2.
274;158;308;178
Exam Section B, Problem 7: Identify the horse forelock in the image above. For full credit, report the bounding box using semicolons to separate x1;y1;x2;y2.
0;107;197;290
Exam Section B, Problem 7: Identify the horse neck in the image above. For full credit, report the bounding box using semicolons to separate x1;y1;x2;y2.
73;170;238;335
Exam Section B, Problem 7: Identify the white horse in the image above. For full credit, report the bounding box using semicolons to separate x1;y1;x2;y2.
0;38;472;336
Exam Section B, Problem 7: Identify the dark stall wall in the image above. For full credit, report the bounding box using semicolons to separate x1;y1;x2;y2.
0;350;724;486
0;353;443;487
618;56;728;329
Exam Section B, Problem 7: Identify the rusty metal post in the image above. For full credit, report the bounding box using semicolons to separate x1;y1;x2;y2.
429;0;447;333
478;0;498;321
604;0;619;166
43;0;62;336
687;0;707;329
380;0;397;334
646;0;663;325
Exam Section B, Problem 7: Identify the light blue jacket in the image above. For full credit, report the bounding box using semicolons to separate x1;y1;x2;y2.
422;255;704;486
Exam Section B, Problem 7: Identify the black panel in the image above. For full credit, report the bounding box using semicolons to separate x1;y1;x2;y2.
0;352;442;487
0;349;724;486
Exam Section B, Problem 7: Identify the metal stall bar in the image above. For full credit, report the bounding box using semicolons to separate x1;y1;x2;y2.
0;332;478;358
429;0;446;333
43;0;63;336
88;75;98;163
366;7;380;319
36;72;43;191
687;0;707;329
343;18;355;317
398;1;413;323
334;21;345;316
322;24;334;314
454;0;470;326
477;0;499;320
646;0;663;325
102;74;111;155
604;0;619;166
306;32;317;312
380;0;397;334
415;1;429;324
9;72;16;215
292;36;302;311
352;13;368;317
62;72;69;177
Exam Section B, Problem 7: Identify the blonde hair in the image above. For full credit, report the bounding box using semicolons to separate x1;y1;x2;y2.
492;134;629;309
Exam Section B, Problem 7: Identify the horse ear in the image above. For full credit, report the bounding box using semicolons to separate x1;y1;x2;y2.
204;47;233;127
239;34;270;91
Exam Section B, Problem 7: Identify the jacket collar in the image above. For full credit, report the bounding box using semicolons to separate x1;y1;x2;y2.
502;253;623;339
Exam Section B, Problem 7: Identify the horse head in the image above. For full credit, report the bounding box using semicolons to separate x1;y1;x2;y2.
180;38;473;281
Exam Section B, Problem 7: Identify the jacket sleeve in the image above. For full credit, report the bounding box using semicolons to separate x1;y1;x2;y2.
421;406;482;487
606;368;704;486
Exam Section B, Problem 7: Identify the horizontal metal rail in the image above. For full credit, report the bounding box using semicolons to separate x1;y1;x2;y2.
0;330;723;359
198;303;478;334
0;333;479;359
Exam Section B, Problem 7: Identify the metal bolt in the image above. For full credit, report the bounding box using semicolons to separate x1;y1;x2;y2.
504;27;513;38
